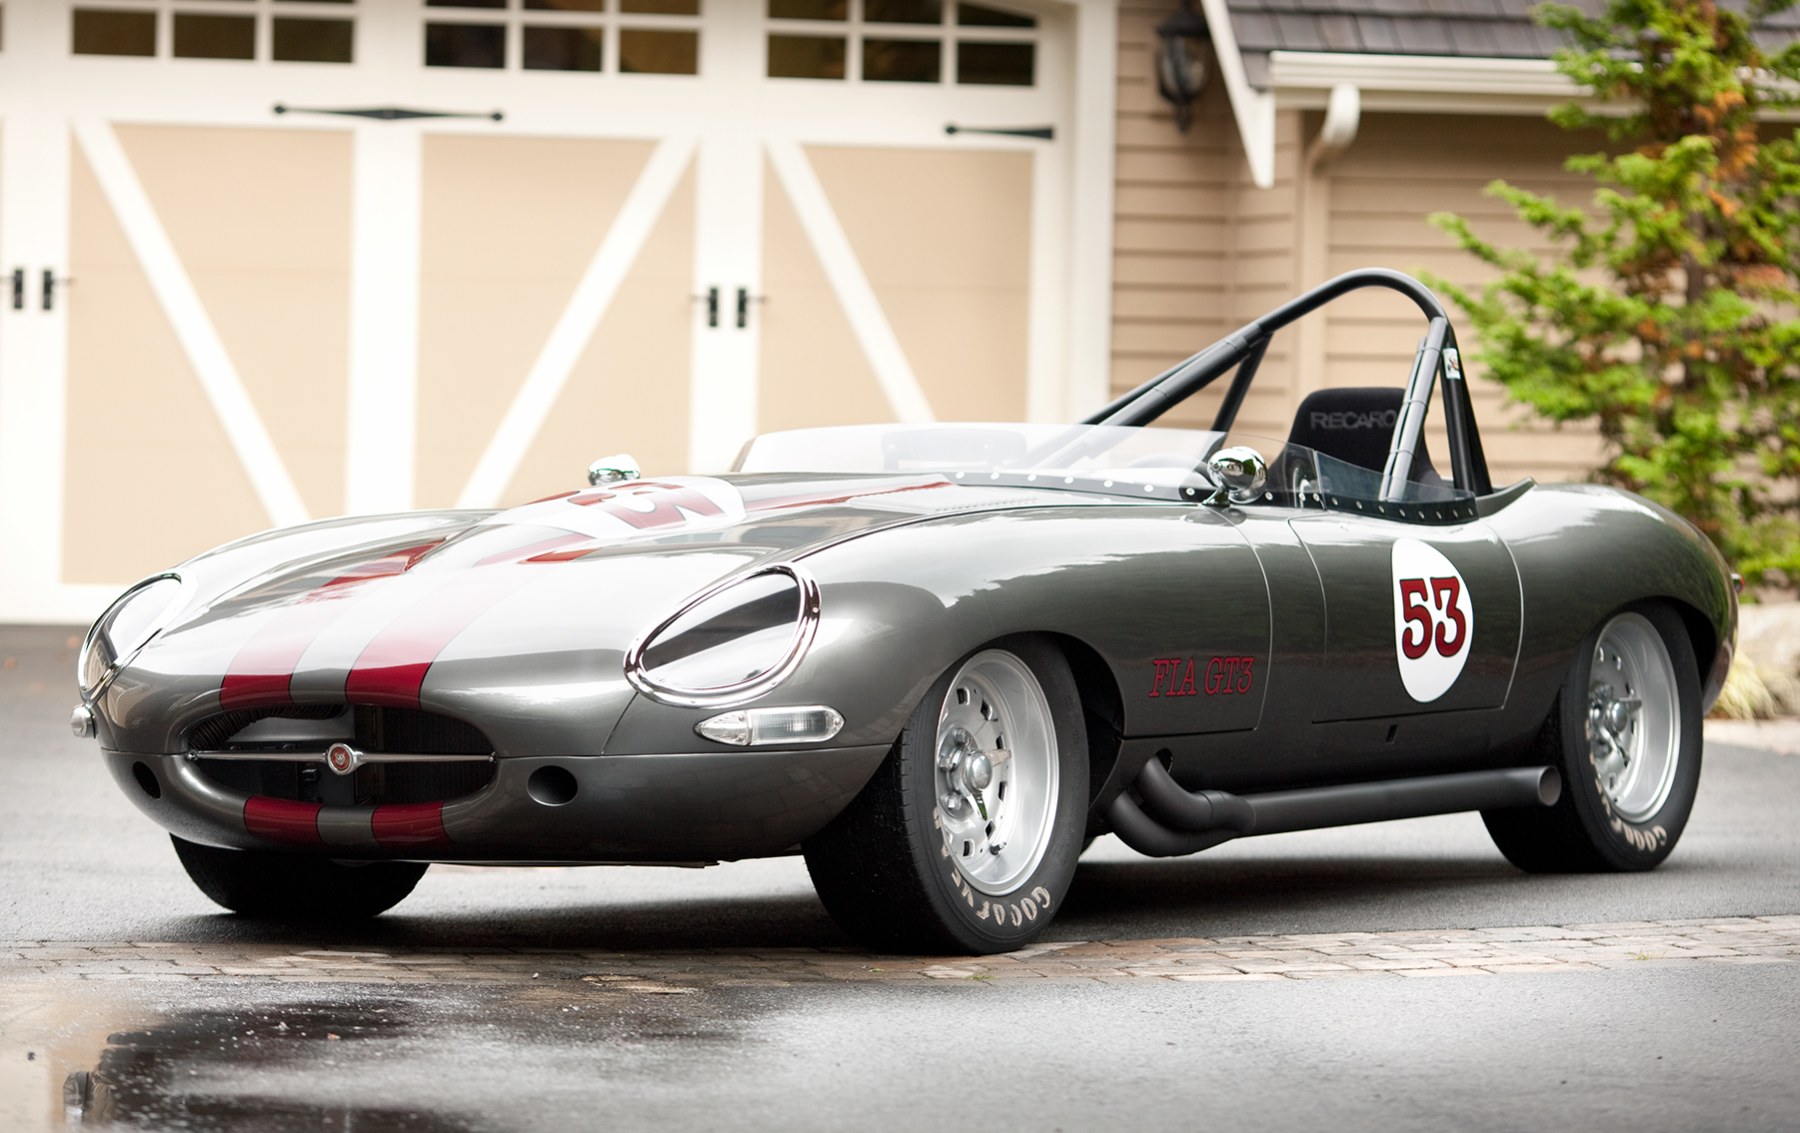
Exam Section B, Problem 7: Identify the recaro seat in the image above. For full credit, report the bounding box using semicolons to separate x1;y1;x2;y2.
1285;386;1444;487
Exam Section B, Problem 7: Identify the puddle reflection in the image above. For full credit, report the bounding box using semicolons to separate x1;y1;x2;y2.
64;999;481;1132
38;978;753;1132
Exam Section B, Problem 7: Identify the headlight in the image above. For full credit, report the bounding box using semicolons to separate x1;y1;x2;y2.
78;574;183;699
624;564;821;707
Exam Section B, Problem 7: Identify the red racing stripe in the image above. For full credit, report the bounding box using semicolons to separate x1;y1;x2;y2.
219;541;444;711
343;571;535;708
244;796;325;846
220;595;361;710
371;802;448;848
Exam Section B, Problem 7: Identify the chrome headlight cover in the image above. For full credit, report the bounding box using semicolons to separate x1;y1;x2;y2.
77;573;185;701
624;563;822;709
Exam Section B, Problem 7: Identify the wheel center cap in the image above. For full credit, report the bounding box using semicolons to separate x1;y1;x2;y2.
1605;699;1633;733
964;752;993;792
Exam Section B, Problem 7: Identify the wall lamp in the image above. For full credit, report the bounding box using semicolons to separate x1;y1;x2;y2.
1156;0;1213;133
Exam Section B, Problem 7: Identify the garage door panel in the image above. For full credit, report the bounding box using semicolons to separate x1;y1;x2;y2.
415;135;657;508
758;156;892;433
805;144;1031;422
116;124;352;521
64;143;270;585
502;163;696;501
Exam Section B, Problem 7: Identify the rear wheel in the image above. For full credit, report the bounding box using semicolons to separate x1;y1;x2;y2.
804;638;1088;954
1483;605;1701;872
171;836;428;919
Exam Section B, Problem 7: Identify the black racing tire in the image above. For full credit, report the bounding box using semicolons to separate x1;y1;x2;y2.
1482;604;1702;873
803;637;1088;955
171;836;429;919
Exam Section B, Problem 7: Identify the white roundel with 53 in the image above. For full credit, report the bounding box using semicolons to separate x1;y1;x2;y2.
1391;538;1473;702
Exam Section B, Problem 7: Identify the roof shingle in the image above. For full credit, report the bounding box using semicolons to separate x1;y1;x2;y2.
1219;0;1800;87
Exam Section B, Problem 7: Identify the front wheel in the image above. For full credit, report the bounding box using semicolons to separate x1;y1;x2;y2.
172;836;429;919
1483;605;1701;872
804;638;1088;954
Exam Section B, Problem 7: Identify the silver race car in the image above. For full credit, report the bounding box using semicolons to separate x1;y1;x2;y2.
73;270;1737;954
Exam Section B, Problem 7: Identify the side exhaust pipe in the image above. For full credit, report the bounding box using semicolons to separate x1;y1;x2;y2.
1106;761;1562;859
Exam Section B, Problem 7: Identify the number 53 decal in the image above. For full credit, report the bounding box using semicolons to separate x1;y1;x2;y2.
1391;539;1474;702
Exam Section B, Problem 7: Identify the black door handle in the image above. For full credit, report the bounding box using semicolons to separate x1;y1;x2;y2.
9;269;21;311
692;287;720;327
736;287;765;330
42;269;73;312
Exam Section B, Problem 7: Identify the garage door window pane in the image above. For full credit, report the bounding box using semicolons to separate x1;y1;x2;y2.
621;0;700;12
865;0;940;23
173;13;254;59
273;16;353;62
770;0;845;20
768;33;843;77
72;9;156;56
862;37;938;82
426;22;504;67
957;2;1033;26
619;28;698;73
956;40;1031;85
427;0;505;8
524;0;606;10
522;24;601;69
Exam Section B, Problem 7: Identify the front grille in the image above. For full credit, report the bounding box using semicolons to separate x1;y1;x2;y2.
185;705;496;807
185;705;340;752
351;706;490;755
192;757;495;807
184;705;493;756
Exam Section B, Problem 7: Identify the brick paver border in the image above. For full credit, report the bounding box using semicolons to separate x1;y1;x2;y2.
3;916;1796;988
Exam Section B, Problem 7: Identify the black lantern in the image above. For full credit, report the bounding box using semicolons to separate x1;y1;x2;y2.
1156;0;1212;133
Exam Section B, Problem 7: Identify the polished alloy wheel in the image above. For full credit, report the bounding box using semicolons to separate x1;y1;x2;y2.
933;649;1059;895
1587;612;1680;823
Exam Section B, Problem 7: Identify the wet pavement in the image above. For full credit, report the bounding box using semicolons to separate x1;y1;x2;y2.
4;625;1800;1130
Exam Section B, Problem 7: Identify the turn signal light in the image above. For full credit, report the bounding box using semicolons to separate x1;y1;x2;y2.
696;706;844;747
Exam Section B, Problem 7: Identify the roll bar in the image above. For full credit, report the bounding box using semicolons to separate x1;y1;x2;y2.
1087;269;1492;500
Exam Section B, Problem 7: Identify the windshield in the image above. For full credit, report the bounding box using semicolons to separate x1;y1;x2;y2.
737;423;1221;496
735;422;1474;517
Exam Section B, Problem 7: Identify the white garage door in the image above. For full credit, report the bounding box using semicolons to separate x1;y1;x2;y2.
0;0;1115;621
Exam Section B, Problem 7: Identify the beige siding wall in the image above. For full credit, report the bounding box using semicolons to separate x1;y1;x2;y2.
1112;3;1310;442
1323;112;1607;486
1109;8;1610;486
1113;3;1247;426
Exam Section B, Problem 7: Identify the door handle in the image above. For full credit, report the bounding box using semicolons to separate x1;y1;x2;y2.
736;287;764;330
42;269;74;312
692;286;719;328
9;269;21;311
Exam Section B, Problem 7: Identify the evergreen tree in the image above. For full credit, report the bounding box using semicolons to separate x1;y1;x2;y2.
1432;0;1800;581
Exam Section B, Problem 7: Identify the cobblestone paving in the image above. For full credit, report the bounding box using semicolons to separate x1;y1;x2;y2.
4;916;1796;989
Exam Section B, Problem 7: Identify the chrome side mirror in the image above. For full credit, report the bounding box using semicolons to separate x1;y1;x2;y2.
1204;445;1268;506
587;454;641;486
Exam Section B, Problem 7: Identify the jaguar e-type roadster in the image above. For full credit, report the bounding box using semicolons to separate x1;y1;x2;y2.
72;269;1737;954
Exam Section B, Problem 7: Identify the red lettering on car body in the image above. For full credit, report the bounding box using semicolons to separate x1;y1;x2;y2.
1148;658;1180;697
1153;656;1257;698
1175;659;1198;696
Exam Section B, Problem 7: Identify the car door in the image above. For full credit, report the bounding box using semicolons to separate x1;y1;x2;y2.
1288;511;1521;722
